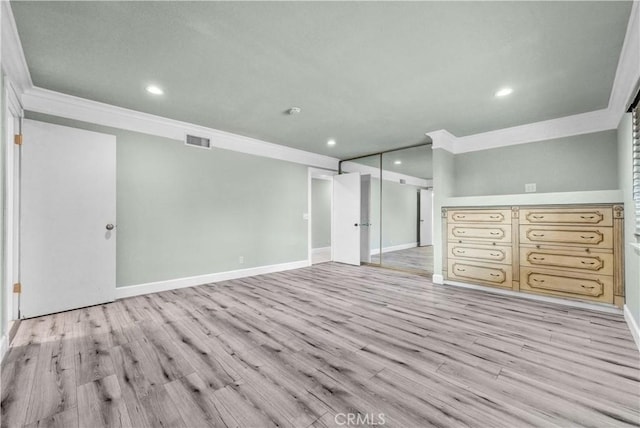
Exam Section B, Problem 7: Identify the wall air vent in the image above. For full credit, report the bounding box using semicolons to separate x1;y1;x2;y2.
399;179;406;185
185;134;211;149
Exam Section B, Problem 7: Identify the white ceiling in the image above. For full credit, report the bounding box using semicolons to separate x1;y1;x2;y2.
10;1;633;161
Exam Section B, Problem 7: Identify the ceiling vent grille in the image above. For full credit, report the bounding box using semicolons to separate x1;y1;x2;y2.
185;134;211;149
399;179;406;185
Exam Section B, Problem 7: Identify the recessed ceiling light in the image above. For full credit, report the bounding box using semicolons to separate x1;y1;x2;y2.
495;87;513;97
394;160;402;165
327;139;336;146
146;85;164;95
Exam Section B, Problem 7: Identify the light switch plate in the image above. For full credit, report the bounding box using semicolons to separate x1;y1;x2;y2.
525;183;537;193
303;213;309;220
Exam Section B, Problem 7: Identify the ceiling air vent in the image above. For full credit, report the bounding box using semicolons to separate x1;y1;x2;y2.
185;134;211;149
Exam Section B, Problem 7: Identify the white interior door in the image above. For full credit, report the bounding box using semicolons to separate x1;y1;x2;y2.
333;172;361;265
21;120;116;318
419;189;433;246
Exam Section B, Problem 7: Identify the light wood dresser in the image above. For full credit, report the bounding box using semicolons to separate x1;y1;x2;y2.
442;204;625;307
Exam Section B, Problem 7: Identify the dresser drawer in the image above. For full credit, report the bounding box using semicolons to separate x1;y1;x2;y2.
520;247;613;276
520;207;612;226
447;209;511;224
520;225;612;248
448;260;513;288
448;224;512;243
520;267;613;303
449;243;512;265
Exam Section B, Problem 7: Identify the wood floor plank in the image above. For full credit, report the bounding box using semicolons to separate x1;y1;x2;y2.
77;374;132;428
2;262;638;428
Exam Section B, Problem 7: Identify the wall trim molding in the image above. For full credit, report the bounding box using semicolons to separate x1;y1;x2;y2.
624;304;640;352
444;279;623;314
7;0;639;159
5;1;639;158
0;334;8;364
1;1;32;96
115;260;309;300
609;0;640;119
23;87;339;170
370;242;417;256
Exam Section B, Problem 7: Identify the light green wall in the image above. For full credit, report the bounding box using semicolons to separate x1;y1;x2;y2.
454;131;618;196
311;178;331;248
368;177;419;251
381;179;418;248
618;113;639;326
26;112;308;287
432;148;455;278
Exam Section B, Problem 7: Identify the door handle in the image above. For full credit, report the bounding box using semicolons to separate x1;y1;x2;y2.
354;223;359;227
106;224;115;231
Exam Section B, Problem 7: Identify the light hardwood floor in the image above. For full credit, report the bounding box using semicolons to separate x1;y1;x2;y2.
371;246;434;274
1;262;639;428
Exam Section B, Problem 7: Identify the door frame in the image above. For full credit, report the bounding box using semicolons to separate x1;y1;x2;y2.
307;167;337;265
4;78;23;329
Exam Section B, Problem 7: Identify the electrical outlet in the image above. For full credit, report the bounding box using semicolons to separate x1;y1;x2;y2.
239;256;244;264
525;183;537;193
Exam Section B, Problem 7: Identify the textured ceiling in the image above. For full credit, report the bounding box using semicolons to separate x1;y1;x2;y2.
11;1;632;161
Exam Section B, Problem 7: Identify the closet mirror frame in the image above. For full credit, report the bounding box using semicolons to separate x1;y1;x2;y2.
338;143;433;273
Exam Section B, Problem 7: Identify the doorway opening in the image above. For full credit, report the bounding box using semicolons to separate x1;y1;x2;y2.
308;168;336;265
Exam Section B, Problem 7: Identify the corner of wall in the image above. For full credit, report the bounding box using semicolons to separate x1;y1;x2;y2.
624;304;640;352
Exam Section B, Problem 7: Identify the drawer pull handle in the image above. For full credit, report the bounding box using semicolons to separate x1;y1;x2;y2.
580;215;595;219
532;278;545;283
532;233;545;237
458;231;466;234
580;235;594;240
456;268;466;272
490;232;501;235
532;215;545;219
580;260;596;265
455;215;466;219
532;256;545;261
454;250;466;254
489;215;501;219
489;273;501;277
490;252;501;257
580;284;595;289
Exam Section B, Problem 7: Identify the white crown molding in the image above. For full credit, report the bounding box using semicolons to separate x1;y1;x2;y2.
624;304;640;352
1;1;32;97
427;129;456;152
23;87;339;170
428;107;617;155
609;0;640;120
115;260;309;300
453;108;617;154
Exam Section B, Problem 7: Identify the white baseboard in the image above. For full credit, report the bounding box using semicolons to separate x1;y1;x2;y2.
370;242;417;256
312;247;332;264
115;260;309;299
432;274;444;284
0;334;8;364
443;279;623;314
624;305;640;352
